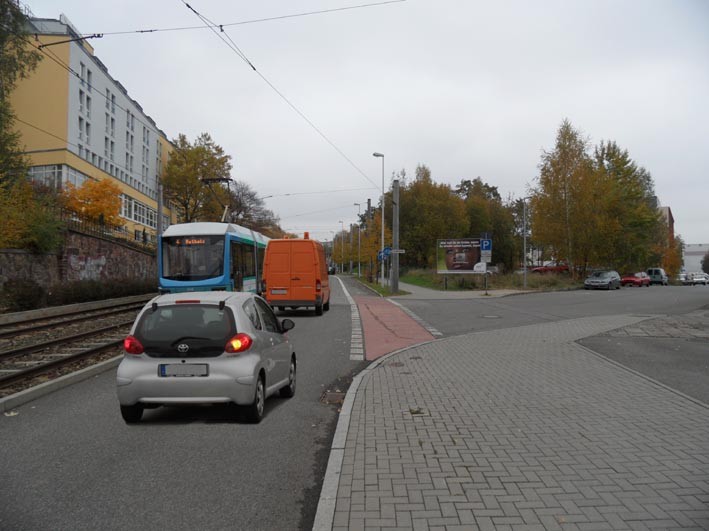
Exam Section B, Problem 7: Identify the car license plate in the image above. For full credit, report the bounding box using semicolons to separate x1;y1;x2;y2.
159;364;208;377
271;289;287;295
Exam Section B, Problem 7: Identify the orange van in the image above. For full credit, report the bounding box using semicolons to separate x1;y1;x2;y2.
262;233;331;315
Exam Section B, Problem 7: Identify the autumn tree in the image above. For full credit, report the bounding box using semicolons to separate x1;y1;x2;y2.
162;133;232;223
61;178;123;225
530;120;593;276
0;0;42;186
225;181;284;237
0;180;63;252
454;177;517;272
398;165;467;268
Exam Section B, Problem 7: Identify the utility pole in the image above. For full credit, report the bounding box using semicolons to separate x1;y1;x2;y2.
392;179;400;294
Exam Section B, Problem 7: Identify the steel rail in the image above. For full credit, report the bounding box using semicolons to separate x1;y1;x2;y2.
0;337;124;388
0;304;144;339
0;320;135;361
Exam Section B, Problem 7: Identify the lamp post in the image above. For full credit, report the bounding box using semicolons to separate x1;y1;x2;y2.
339;220;345;274
373;152;385;284
354;202;362;277
522;197;531;289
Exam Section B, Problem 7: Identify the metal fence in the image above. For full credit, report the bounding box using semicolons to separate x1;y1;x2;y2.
59;210;156;253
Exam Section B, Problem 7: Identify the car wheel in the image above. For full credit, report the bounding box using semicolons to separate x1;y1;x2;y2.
244;375;265;423
280;357;296;398
323;299;330;311
120;404;143;423
315;302;323;316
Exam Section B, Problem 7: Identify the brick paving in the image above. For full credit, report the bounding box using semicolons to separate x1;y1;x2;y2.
316;314;709;530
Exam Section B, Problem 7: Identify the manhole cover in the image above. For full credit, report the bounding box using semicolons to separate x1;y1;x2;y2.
320;391;345;405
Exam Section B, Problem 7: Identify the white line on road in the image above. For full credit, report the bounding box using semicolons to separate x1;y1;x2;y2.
335;277;365;360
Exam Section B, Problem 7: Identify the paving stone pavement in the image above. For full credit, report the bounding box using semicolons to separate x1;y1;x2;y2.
315;314;709;531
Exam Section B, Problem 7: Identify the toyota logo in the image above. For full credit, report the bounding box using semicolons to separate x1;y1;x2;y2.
177;343;190;353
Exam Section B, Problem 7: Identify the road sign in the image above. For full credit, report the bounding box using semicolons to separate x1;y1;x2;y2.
391;249;405;254
377;251;383;262
481;250;492;262
383;246;392;258
481;239;492;251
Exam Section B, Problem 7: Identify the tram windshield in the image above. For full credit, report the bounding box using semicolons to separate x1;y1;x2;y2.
161;236;225;281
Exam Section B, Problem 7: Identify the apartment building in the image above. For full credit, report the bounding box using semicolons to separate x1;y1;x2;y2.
11;13;174;242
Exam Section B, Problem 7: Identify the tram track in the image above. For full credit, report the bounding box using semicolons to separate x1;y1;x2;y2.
0;297;148;399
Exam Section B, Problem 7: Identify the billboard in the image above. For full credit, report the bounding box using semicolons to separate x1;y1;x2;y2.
436;238;481;274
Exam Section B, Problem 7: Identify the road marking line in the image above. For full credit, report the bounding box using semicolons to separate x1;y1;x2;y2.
335;277;366;360
389;299;443;336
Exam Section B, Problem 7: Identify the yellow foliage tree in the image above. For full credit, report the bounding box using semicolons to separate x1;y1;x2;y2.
61;178;123;225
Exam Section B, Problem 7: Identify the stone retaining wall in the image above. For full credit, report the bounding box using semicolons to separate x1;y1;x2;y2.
0;230;156;290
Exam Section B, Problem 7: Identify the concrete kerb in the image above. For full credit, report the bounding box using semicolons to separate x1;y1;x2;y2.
312;338;438;531
0;356;121;414
574;340;709;409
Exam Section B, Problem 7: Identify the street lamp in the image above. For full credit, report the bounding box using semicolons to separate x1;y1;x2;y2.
373;152;384;283
354;202;361;277
522;197;532;289
339;220;344;274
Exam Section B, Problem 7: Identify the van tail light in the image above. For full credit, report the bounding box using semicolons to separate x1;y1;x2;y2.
315;279;322;292
225;333;253;354
124;335;144;355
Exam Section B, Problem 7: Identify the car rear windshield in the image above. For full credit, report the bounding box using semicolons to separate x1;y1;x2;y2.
134;304;236;358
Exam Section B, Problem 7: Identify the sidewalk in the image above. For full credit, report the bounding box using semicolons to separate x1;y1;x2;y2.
392;281;529;300
315;312;709;530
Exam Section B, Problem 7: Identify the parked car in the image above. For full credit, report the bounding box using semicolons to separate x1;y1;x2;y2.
621;272;651;287
531;260;569;274
690;272;708;285
646;267;668;285
584;270;621;290
116;291;297;424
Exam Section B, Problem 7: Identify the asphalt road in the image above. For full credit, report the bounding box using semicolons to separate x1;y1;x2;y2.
0;279;366;531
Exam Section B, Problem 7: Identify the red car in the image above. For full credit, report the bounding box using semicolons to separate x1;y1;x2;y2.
621;272;651;287
531;261;569;274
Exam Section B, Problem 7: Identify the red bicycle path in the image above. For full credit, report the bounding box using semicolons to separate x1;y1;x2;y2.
353;296;435;360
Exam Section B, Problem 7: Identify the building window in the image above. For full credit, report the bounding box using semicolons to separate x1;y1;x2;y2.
79;90;85;113
105;89;110;109
78;117;84;141
110;117;115;137
85;122;91;145
80;62;86;85
105;113;110;133
87;69;92;92
111;94;116;113
104;137;109;157
86;96;91;118
29;165;63;190
129;154;134;172
110;140;115;161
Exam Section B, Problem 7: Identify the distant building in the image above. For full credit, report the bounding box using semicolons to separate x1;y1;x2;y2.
10;13;174;242
683;243;709;273
658;206;675;246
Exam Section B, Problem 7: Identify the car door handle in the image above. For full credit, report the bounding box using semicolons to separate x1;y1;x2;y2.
291;277;300;280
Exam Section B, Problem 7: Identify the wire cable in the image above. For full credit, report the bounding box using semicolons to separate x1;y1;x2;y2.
85;1;406;36
180;1;382;190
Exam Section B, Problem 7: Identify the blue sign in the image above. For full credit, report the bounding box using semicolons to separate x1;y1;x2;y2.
383;246;392;258
377;250;383;262
481;239;492;251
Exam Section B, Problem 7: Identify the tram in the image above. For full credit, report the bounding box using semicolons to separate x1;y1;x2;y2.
158;222;269;294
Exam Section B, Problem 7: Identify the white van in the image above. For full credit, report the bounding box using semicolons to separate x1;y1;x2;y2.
646;267;668;285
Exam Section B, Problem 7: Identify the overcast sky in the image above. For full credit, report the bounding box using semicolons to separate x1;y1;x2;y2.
27;0;709;244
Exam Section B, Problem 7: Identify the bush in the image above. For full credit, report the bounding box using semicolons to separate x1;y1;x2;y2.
1;278;157;312
2;278;47;311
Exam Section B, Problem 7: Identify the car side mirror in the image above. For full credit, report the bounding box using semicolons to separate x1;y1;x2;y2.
281;319;295;333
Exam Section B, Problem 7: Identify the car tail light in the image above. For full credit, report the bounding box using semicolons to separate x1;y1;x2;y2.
225;333;253;354
124;335;144;355
315;279;322;292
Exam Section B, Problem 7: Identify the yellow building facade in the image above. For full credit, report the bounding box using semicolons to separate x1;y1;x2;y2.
11;15;174;243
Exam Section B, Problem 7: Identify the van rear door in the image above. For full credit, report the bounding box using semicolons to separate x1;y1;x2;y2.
266;241;292;297
291;241;316;302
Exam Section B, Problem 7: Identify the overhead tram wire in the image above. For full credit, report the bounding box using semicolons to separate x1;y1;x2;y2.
82;1;406;37
260;186;377;200
180;1;381;191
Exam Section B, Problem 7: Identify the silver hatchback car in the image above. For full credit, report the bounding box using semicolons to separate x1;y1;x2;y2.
116;291;296;424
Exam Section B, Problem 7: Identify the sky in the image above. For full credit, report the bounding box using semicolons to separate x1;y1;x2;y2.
26;0;709;243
